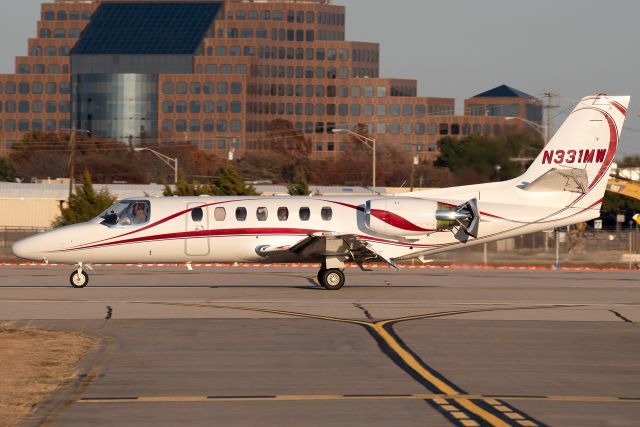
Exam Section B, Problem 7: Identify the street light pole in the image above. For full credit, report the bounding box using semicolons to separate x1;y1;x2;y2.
332;128;376;194
134;147;179;184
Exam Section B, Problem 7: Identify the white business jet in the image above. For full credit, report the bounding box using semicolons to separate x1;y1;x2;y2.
12;94;630;290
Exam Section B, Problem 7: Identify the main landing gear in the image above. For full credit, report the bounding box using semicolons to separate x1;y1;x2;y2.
317;267;345;290
69;262;89;288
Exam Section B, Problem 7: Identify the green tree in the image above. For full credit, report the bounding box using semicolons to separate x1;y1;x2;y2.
216;163;259;196
602;192;640;214
287;163;310;195
53;170;116;227
435;134;543;184
163;176;219;196
0;157;16;181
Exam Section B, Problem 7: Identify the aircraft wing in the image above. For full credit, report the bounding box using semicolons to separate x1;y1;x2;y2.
256;232;399;271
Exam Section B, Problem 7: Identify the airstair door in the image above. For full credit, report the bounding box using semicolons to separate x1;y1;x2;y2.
185;203;210;256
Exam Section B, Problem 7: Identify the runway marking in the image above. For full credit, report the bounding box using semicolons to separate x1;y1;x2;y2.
77;393;640;404
138;302;567;426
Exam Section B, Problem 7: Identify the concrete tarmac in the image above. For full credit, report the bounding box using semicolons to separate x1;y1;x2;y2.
1;265;639;427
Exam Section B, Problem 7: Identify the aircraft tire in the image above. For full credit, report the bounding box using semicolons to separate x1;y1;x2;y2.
320;268;345;290
70;271;89;288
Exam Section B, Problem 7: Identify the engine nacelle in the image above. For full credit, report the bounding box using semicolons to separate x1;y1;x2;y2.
364;198;454;237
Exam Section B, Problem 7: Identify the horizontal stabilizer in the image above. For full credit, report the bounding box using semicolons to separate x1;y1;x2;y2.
524;168;588;193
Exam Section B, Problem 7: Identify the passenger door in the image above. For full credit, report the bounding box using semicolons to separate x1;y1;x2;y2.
185;203;210;256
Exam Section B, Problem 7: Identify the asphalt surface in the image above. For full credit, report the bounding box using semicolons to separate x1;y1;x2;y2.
1;265;639;427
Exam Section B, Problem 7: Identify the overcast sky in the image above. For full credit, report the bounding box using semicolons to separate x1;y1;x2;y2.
1;0;638;155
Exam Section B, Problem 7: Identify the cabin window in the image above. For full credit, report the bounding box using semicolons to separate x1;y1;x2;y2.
256;207;268;221
277;207;289;221
299;207;311;221
214;207;226;221
321;207;333;221
191;208;203;222
236;207;247;221
99;200;150;227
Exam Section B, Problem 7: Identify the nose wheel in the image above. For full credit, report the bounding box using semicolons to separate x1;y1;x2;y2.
318;268;345;290
70;269;89;288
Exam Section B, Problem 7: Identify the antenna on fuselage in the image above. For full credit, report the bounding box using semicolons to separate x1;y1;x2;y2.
393;181;407;197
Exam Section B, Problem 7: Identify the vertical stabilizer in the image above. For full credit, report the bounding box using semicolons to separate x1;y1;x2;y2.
520;94;630;208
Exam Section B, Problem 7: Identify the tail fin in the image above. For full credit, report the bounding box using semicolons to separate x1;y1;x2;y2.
520;94;630;208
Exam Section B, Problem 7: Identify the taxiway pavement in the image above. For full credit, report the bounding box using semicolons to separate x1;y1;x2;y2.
1;265;639;427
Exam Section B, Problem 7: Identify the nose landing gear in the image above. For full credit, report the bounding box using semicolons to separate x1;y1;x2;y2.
70;262;89;288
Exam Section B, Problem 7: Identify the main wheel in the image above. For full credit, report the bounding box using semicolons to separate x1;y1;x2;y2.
70;270;89;288
320;268;345;290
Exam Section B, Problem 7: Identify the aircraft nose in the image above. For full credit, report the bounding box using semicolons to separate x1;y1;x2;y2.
12;234;43;261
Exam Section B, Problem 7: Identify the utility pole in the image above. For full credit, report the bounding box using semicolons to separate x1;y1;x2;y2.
543;92;559;145
68;127;76;199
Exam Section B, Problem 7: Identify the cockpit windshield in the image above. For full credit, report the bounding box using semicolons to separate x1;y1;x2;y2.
99;200;150;227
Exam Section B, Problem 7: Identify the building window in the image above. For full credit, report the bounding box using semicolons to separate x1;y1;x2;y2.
190;101;200;113
390;105;400;116
45;101;56;113
403;123;412;134
40;28;51;38
175;120;186;132
176;101;187;113
428;123;436;135
57;11;67;20
439;123;448;135
190;82;201;94
45;119;56;132
68;28;80;38
416;123;425;135
176;82;187;94
18;120;29;132
54;28;65;38
82;11;91;20
403;105;413;116
203;119;214;132
18;101;29;113
189;120;200;132
376;104;386;116
32;101;42;113
162;119;173;132
204;101;214;113
451;123;460;135
163;82;173;94
70;10;79;20
45;82;56;94
44;11;54;21
60;82;70;93
230;102;242;113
